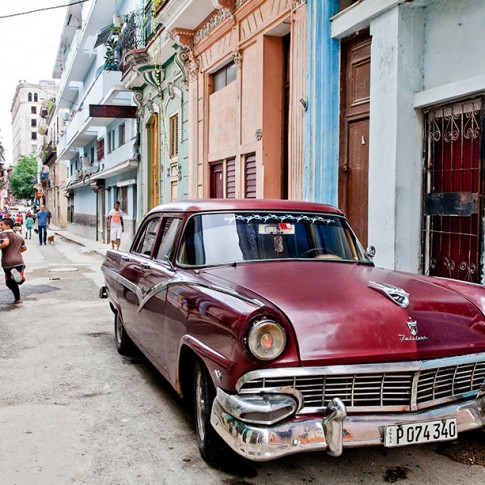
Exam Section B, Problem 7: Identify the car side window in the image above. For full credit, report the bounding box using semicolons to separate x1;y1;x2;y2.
155;218;182;261
132;217;161;257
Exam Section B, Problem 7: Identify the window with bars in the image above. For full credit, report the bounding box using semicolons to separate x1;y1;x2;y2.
169;113;179;159
422;98;483;282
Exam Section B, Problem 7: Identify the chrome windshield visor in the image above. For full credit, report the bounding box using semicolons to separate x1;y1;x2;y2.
216;388;300;425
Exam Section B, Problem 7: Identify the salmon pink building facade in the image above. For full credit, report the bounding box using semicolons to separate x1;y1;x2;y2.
173;0;308;200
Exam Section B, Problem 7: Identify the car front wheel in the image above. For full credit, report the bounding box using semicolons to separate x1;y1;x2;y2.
194;359;227;464
114;313;134;355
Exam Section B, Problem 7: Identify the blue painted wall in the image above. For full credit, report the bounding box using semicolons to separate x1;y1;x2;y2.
305;0;340;205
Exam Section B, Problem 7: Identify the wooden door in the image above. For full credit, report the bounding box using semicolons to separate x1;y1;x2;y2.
210;162;223;198
339;33;371;247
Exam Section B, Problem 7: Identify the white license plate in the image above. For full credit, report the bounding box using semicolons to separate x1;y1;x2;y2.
384;418;457;447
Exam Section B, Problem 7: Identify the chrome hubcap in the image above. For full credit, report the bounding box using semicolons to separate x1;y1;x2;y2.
115;316;122;344
195;370;206;441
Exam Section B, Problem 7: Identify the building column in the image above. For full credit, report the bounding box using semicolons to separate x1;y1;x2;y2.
304;0;340;205
368;6;424;271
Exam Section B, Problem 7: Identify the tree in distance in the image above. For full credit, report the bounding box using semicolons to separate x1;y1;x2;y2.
10;154;38;200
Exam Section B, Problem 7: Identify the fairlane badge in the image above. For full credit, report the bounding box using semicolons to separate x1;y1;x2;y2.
399;318;428;342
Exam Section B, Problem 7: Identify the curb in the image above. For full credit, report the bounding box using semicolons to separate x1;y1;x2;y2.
53;230;108;258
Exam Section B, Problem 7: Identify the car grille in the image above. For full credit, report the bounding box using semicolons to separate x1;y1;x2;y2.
238;357;485;413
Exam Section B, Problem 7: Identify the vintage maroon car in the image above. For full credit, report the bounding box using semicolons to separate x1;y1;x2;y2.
100;199;485;463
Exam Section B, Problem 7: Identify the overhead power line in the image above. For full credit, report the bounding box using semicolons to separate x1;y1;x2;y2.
0;0;91;20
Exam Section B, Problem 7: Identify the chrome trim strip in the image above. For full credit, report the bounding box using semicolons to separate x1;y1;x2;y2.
101;266;143;303
174;281;265;308
138;281;171;310
102;266;264;313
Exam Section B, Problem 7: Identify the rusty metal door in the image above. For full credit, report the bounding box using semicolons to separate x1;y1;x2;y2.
339;33;371;248
422;98;484;282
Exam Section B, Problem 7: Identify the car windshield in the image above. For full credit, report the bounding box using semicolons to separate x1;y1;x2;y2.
178;212;371;267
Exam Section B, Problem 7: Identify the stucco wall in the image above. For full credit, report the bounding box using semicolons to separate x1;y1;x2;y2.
368;6;424;273
69;186;97;239
423;0;485;90
208;81;239;159
241;42;261;149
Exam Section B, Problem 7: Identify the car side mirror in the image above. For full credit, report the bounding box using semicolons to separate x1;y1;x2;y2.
366;245;376;259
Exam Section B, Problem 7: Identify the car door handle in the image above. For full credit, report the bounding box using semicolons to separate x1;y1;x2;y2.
121;256;130;261
140;262;150;269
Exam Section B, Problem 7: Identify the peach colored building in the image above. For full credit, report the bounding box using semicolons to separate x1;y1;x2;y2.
173;0;307;200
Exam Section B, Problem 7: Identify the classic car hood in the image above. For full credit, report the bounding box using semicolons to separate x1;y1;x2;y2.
200;262;485;365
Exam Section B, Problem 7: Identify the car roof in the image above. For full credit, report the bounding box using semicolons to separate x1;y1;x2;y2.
147;199;343;216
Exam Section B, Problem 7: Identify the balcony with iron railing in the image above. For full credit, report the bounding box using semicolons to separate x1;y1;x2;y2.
42;141;57;166
119;8;155;75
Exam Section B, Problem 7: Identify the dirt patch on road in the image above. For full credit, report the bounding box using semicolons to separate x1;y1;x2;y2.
437;430;485;466
383;466;410;483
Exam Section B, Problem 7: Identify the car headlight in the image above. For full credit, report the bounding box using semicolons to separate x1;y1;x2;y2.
247;319;286;361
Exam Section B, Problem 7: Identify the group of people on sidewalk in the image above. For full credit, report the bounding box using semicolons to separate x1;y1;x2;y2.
1;202;123;304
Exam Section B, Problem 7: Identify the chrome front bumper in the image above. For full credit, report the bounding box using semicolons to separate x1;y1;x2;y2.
211;391;485;461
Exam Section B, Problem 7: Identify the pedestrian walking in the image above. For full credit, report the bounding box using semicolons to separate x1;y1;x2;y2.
25;214;34;239
0;218;27;304
36;205;50;245
107;201;124;250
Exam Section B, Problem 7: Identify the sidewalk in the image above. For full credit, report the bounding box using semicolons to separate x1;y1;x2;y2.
49;224;109;258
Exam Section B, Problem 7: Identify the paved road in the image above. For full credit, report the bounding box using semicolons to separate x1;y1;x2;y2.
1;235;484;484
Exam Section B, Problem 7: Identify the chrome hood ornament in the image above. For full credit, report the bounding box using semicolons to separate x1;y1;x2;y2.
368;281;410;308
